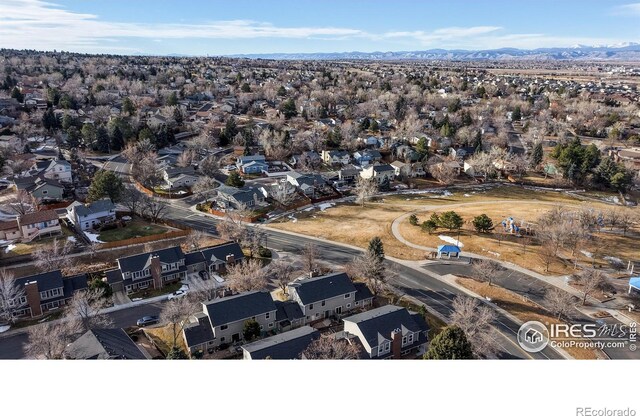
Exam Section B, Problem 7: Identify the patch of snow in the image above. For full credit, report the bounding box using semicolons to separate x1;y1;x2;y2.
487;251;501;257
4;244;16;253
0;325;10;333
287;215;297;223
84;231;104;243
318;202;335;211
464;194;471;197
67;236;77;243
303;207;314;212
603;196;620;204
580;250;593;258
438;235;464;247
442;190;453;197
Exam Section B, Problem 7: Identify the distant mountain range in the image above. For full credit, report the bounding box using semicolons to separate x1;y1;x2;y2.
229;43;640;61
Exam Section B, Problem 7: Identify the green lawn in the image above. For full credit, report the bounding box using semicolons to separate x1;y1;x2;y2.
98;220;169;242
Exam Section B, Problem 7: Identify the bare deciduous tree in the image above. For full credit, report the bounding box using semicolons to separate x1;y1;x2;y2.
2;190;34;216
24;320;81;359
300;336;361;359
429;162;458;185
121;187;143;217
0;268;25;325
270;259;296;294
300;243;319;275
192;176;217;202
471;259;502;286
33;238;74;272
141;195;167;222
183;229;207;252
450;296;498;358
64;288;113;332
544;288;576;320
354;176;378;207
226;259;269;293
576;268;606;305
270;181;297;207
160;296;200;350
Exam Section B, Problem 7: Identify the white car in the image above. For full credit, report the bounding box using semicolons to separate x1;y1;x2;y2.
167;286;189;300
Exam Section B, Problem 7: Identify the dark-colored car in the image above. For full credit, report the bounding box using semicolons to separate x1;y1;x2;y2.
136;315;159;327
199;270;209;280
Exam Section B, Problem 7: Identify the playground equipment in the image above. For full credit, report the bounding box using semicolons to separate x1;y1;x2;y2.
501;217;534;236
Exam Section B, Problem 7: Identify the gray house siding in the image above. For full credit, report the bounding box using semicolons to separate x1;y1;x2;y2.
290;288;357;323
211;310;276;347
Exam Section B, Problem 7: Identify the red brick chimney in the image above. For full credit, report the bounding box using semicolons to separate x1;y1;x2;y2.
391;329;402;359
24;281;42;318
150;255;162;290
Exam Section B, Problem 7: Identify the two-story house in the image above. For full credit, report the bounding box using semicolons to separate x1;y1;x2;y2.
321;150;351;166
286;171;328;198
353;150;382;166
236;155;269;174
12;270;88;319
17;210;61;242
342;305;429;359
42;159;73;183
184;241;245;275
182;291;278;354
66;199;117;231
287;272;374;324
106;246;186;294
359;164;395;185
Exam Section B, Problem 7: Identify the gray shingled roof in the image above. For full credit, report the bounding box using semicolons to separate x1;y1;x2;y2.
66;328;148;360
343;305;429;350
199;242;244;265
242;326;319;359
73;199;115;217
183;316;215;348
289;272;356;305
204;291;276;327
117;246;184;274
14;270;64;292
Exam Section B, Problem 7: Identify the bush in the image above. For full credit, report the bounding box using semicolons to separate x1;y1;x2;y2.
409;214;419;226
89;278;113;298
421;220;437;234
257;246;272;258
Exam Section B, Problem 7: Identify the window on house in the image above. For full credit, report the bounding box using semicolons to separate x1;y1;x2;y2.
220;325;228;330
408;334;414;343
402;336;407;345
347;303;351;308
344;293;351;299
321;300;325;307
355;301;360;306
265;312;270;319
220;337;225;342
268;323;273;328
309;303;313;310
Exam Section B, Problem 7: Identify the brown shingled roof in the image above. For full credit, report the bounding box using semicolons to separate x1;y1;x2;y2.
18;210;59;225
0;220;19;231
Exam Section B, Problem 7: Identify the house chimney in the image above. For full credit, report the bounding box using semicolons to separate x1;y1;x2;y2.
150;255;162;290
391;328;402;359
24;281;42;318
225;254;235;265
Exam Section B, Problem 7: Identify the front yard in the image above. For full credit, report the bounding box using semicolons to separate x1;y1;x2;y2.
97;219;173;242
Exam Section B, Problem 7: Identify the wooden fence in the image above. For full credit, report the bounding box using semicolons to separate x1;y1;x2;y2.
97;229;190;250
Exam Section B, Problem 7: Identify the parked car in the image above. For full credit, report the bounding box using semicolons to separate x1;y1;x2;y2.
198;270;209;280
167;285;189;300
136;316;159;327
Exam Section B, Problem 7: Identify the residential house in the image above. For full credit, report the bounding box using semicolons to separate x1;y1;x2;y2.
215;185;265;210
449;146;477;160
338;165;360;183
390;160;411;178
493;159;518;173
395;145;421;163
66;199;117;231
360;164;395;185
183;291;278;353
288;272;374;324
65;328;150;360
147;114;167;129
242;326;320;360
185;242;245;274
11;270;88;319
274;300;305;331
17;210;61;241
410;163;427;177
342;305;429;359
163;166;198;189
290;151;322;168
236;155;268;174
42;159;73;183
106;246;186;294
286;171;328;198
353;150;382;166
321;150;351;166
0;220;21;242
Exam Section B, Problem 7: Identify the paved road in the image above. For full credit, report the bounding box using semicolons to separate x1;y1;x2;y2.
0;302;163;359
425;262;640;359
157;201;562;360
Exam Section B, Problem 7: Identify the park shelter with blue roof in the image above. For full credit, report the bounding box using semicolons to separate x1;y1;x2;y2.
437;244;461;259
628;277;640;294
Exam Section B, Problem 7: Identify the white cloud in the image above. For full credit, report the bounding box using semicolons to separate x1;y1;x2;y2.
0;0;634;53
611;3;640;15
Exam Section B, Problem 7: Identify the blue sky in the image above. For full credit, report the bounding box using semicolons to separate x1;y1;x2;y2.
1;0;639;55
